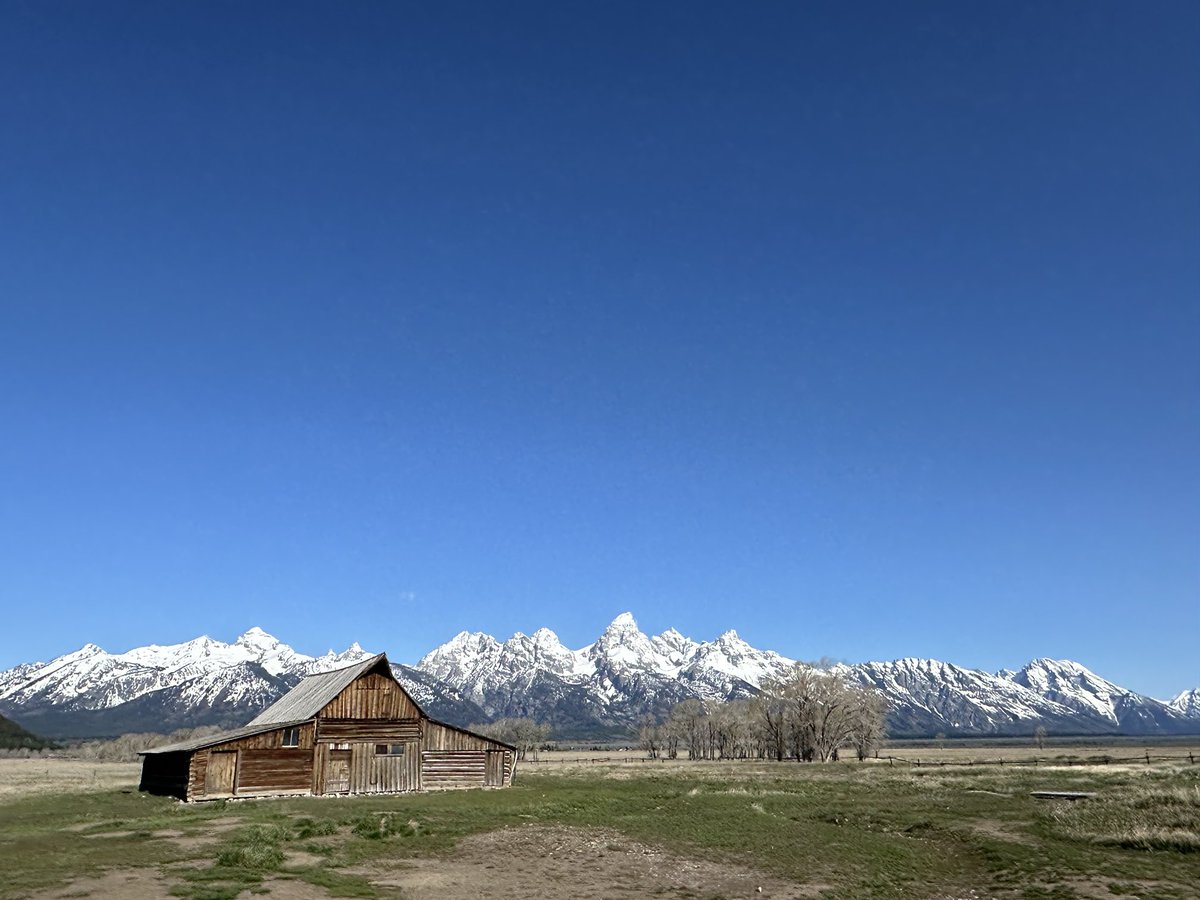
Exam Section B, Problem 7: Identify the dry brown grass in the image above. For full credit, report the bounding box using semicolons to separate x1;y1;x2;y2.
1041;781;1200;852
0;758;140;800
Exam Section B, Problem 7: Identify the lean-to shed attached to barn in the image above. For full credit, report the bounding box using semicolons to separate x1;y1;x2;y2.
139;653;516;801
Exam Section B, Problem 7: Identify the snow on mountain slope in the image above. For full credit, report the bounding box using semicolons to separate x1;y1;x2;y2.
844;658;1097;736
1003;658;1124;723
1169;689;1200;718
1001;659;1193;734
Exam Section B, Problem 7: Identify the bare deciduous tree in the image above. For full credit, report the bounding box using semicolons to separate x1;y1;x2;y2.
1033;724;1048;750
468;717;552;760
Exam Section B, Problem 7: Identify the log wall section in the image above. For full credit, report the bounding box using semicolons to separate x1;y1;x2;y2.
188;752;208;801
235;749;313;795
318;719;420;742
421;750;488;789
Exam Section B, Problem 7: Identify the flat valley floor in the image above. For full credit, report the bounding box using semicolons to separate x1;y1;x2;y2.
0;747;1198;899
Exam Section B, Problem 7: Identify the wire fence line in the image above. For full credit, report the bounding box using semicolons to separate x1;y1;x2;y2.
878;750;1198;768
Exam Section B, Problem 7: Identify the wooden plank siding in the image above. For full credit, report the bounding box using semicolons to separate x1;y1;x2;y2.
485;750;505;786
313;745;351;794
204;750;237;796
319;672;420;720
223;723;314;751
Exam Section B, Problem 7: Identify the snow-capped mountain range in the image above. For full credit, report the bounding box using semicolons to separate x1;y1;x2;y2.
0;614;1195;740
0;627;485;739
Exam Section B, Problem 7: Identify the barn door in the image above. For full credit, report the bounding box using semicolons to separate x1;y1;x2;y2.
205;750;237;796
485;750;505;786
324;750;351;793
350;741;418;793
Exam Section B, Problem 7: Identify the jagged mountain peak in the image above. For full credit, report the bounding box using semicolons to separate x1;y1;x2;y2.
651;628;699;663
235;626;281;647
1007;657;1122;697
503;628;572;657
589;613;663;669
604;611;640;632
714;629;751;649
1020;657;1105;676
445;630;501;650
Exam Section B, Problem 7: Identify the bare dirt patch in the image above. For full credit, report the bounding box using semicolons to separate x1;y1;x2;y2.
355;824;821;899
155;830;219;853
236;879;334;899
282;849;327;869
27;868;171;899
1044;877;1189;900
205;816;245;831
965;819;1036;846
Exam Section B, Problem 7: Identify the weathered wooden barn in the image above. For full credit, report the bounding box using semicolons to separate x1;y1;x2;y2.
139;653;516;801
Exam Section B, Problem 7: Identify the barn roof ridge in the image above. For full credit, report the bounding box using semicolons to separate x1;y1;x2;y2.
297;651;388;678
246;653;395;727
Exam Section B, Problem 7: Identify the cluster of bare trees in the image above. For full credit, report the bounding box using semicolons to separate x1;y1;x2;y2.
69;726;226;761
468;717;552;760
0;726;230;762
639;666;887;763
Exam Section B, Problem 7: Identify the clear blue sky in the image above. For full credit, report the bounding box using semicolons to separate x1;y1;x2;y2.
1;2;1196;698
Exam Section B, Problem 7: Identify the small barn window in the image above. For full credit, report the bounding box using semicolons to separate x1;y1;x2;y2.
375;743;405;756
282;727;300;747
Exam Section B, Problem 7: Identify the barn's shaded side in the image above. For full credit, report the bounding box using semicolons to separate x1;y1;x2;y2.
139;653;515;801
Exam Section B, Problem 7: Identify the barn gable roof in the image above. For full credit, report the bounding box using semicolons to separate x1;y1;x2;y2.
247;653;395;726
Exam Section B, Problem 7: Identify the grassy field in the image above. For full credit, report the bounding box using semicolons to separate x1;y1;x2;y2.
0;755;1197;899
